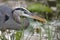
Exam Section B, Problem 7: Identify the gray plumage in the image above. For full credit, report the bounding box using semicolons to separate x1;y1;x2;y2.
0;5;46;30
0;5;29;30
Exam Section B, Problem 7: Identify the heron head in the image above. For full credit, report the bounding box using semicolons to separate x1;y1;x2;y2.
12;8;47;24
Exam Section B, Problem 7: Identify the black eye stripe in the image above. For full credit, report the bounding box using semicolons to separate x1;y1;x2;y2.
12;8;27;14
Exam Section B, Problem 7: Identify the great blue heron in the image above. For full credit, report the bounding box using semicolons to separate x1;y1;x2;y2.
0;5;47;30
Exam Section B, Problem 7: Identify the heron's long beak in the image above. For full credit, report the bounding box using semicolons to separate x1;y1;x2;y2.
22;13;47;23
12;8;47;23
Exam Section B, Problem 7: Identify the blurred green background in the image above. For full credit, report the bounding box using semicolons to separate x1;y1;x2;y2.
0;0;59;40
